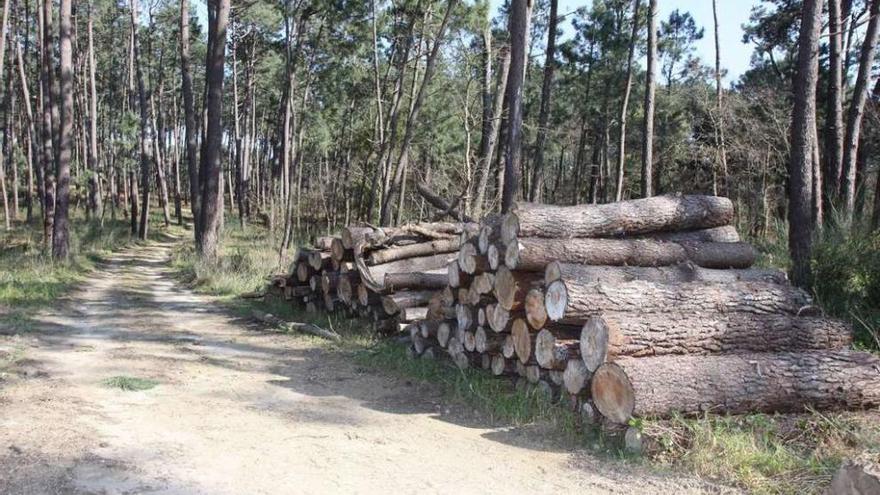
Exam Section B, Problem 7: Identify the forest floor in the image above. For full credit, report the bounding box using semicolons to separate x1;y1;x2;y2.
0;238;738;494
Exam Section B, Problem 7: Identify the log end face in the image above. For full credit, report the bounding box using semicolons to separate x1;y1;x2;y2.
535;328;555;369
580;317;609;372
500;213;520;246
487;244;500;270
495;266;516;311
544;260;561;285
563;358;589;395
592;363;635;425
512;318;531;364
545;280;568;322
525;288;548;330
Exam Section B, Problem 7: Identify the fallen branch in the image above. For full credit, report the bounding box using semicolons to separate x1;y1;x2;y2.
416;182;473;222
252;310;342;342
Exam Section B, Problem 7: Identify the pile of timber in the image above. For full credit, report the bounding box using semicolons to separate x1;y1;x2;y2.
405;194;880;447
267;222;474;335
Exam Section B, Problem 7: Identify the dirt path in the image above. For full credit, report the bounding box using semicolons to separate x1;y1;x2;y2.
0;241;735;494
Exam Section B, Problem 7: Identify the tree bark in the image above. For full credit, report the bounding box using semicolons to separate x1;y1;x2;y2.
197;0;230;259
591;351;880;423
528;0;558;202
381;290;435;316
506;237;756;271
130;0;153;240
86;3;101;219
615;0;640;202
544;261;787;286
500;0;529;213
51;0;72;258
544;278;813;325
180;0;200;239
824;0;845;207
580;313;851;374
641;0;657;197
787;0;823;287
501;195;734;244
384;271;447;291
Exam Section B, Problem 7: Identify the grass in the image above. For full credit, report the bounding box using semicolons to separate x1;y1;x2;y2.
103;375;159;391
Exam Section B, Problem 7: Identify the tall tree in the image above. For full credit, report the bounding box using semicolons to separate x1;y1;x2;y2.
197;0;230;259
711;0;728;195
840;0;880;223
52;0;73;258
501;0;529;213
615;0;641;202
788;0;823;287
86;2;101;220
179;0;200;241
641;0;657;198
130;0;153;240
823;0;844;208
0;0;10;230
527;0;558;202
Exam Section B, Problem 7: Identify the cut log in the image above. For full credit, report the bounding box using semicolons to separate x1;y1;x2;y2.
506;237;756;272
563;358;590;395
639;225;740;243
309;275;321;292
491;355;517;376
448;261;472;288
308;251;332;271
384;271;448;290
437;320;454;347
472;272;495;295
356;251;457;292
474;326;505;353
381;290;435;315
544;261;787;285
478;217;501;254
427;295;456;321
296;262;312;283
463;331;476;352
502;334;516;359
494;266;544;311
313;236;335;251
321;272;341;294
545;279;812;324
488;305;525;334
455;304;476;331
419;320;440;339
252;310;341;342
580;314;852;370
330;237;346;262
401;306;429;323
415;182;473;222
337;277;354;304
477;307;487;327
487;244;501;270
367;238;460;265
525;365;544;384
535;328;581;370
511;318;536;364
440;286;455;307
501;195;734;243
591;351;880;424
458;242;490;275
341;226;374;250
524;288;547;330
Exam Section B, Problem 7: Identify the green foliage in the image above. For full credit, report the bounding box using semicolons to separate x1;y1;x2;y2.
103;375;159;391
812;224;880;350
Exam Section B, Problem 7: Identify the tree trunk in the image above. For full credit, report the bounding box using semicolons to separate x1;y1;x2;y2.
86;3;101;220
180;0;200;239
500;0;529;213
580;313;851;374
640;0;657;198
615;0;640;202
711;0;728;196
501;195;734;244
51;0;72;258
197;0;230;259
367;238;459;265
787;0;823;287
823;0;845;208
527;0;557;202
130;0;153;240
506;237;756;271
840;0;880;222
0;0;10;231
544;278;813;325
591;351;880;423
384;271;448;291
544;261;787;286
493;265;543;311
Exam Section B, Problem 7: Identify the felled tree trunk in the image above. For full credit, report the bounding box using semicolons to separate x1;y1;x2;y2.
578;314;852;372
591;351;880;424
356;251;457;292
384;271;448;290
506;237;756;271
381;290;435;315
501;195;734;243
367;238;460;265
544;261;786;286
494;266;543;311
545;279;812;324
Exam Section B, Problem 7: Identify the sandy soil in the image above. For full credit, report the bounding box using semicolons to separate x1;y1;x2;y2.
0;240;737;494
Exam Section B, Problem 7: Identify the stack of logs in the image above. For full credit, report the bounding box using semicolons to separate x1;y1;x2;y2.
268;222;473;334
404;194;880;444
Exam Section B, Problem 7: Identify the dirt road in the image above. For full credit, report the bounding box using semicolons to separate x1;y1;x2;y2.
0;241;735;494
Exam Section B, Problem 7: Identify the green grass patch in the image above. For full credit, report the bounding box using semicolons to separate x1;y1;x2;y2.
643;411;880;494
103;375;159;391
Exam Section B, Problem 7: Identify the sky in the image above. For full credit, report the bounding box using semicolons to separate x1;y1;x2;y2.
492;0;764;83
